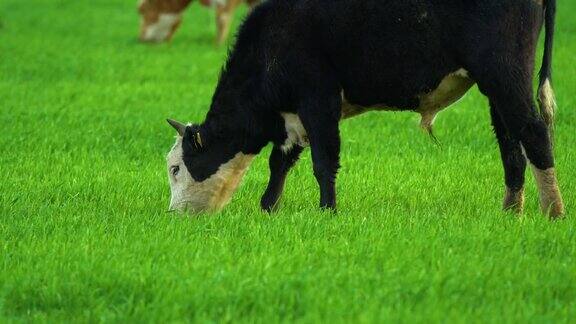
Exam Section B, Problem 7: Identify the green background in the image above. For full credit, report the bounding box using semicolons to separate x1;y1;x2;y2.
1;0;575;322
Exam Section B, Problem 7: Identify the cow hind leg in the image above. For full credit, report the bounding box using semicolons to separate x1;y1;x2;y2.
260;145;303;212
479;72;564;218
490;104;527;213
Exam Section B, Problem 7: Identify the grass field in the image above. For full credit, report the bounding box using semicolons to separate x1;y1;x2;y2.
1;0;576;322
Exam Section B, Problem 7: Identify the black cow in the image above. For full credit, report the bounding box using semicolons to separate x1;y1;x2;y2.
166;0;564;217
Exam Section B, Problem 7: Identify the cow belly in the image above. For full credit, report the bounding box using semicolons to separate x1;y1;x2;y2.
341;69;475;130
281;70;474;151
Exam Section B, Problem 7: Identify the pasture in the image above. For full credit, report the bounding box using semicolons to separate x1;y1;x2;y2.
1;0;575;322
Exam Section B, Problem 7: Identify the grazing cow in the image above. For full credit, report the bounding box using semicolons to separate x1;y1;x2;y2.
138;0;259;44
166;0;564;217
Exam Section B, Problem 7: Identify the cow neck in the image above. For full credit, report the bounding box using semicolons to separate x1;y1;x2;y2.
205;38;273;154
204;87;269;155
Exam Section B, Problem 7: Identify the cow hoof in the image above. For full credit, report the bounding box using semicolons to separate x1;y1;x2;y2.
260;193;281;213
531;167;564;218
542;199;565;219
503;187;524;214
319;204;337;214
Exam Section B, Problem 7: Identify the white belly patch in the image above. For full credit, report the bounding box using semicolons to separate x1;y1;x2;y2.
280;113;309;152
416;69;474;131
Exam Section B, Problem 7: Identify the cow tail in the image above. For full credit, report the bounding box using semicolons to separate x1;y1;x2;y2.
538;0;557;135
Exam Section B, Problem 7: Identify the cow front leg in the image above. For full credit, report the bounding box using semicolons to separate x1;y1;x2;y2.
215;3;235;46
490;104;527;213
298;97;342;211
260;145;303;212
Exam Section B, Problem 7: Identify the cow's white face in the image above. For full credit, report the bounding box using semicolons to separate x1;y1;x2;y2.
166;121;254;214
138;0;187;42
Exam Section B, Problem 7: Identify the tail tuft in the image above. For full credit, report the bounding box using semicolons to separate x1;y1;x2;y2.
538;0;557;142
537;78;556;129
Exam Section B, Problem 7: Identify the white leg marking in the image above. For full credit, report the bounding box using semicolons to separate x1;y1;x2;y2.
143;13;181;42
531;166;564;217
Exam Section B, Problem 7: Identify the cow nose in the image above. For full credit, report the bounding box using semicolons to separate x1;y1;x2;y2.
168;200;190;213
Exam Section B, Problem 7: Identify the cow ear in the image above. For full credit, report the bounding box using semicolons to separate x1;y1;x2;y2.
183;124;209;150
167;119;187;136
192;129;204;149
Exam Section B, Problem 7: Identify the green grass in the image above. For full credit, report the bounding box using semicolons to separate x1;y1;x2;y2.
1;0;576;322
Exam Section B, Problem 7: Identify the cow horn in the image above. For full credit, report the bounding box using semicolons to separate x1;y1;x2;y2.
167;119;186;136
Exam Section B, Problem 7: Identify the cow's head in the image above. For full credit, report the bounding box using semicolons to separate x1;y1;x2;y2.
165;119;254;213
138;0;191;42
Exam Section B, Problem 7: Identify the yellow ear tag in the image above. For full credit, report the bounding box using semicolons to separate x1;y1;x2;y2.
195;132;203;148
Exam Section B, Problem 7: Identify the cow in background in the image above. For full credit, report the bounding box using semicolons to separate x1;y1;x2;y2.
138;0;259;44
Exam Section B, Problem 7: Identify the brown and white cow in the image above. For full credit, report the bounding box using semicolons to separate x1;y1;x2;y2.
138;0;259;44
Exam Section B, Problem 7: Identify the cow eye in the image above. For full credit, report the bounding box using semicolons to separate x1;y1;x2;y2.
170;165;180;176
